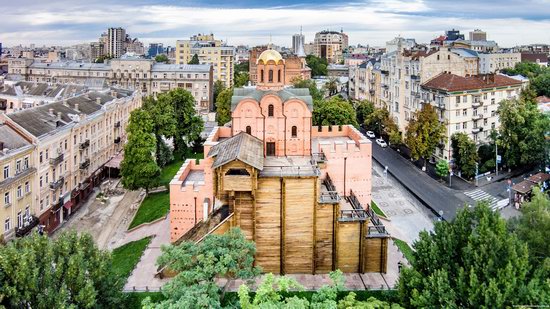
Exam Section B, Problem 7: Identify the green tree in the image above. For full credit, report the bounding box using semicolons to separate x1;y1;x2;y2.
313;96;358;127
305;54;328;76
404;104;446;168
215;87;233;126
325;77;338;96
143;228;260;308
121;109;160;193
451;132;479;179
234;61;249;75
234;72;249;87
532;72;550;97
435;159;449;179
95;54;113;63
142;95;177;167
398;203;549;308
501;62;544;78
154;54;169;63
498;95;549;168
355;100;374;125
188;54;200;64
292;77;323;101
165;89;204;154
212;80;226;105
0;232;123;308
364;106;401;145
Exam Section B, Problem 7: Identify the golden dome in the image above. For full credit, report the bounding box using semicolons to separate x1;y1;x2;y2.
257;49;284;64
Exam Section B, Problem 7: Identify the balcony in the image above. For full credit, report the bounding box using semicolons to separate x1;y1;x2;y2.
411;91;421;98
114;137;121;144
472;127;483;134
472;101;483;108
380;69;389;75
473;113;484;120
15;215;39;237
381;84;389;89
369;89;375;95
0;168;36;190
49;153;64;166
114;121;121;128
49;176;64;190
369;80;375;85
79;159;90;170
52;198;63;212
79;139;90;150
319;191;341;204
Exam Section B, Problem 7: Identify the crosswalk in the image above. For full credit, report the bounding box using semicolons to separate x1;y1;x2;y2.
464;189;499;210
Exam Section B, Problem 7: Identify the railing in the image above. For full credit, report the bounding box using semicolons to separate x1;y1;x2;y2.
319;191;341;204
15;215;39;237
410;74;420;80
114;137;121;144
312;152;326;163
473;113;483;120
339;209;368;221
380;69;389;75
472;127;482;134
80;159;90;170
114;121;121;128
472;101;482;108
79;139;90;150
49;153;64;166
49;176;64;190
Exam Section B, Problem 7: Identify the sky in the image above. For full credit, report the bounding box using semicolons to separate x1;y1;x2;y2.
1;0;549;48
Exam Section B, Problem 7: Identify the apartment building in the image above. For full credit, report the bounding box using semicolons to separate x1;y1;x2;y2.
421;73;523;160
0;125;36;240
313;30;349;64
7;58;213;113
478;52;522;73
0;86;141;233
107;27;126;58
0;82;87;113
175;34;235;88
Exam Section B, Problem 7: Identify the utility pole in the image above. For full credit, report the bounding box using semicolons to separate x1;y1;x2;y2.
449;168;452;187
475;162;479;186
495;141;498;177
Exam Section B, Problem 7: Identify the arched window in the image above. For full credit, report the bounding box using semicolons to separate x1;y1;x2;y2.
268;104;274;117
246;126;251;134
260;69;264;82
268;70;273;82
277;70;281;82
291;126;297;138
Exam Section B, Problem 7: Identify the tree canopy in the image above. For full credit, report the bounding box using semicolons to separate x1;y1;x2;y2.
355;100;375;125
502;62;550;96
312;96;358;127
143;228;260;308
215;87;233;126
292;77;323;101
305;54;328;77
0;232;123;308
120;109;160;193
398;203;550;308
142;95;177;167
188;54;200;64
451;132;479;179
404;104;446;165
212;80;226;105
165;89;204;153
435;159;449;179
363;105;401;145
154;54;169;63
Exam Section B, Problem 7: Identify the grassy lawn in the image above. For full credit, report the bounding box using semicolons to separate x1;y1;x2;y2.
112;237;152;281
394;238;415;263
371;200;387;218
125;292;165;308
128;192;170;230
159;151;204;186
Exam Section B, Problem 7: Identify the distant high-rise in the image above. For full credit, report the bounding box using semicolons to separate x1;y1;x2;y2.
469;29;487;41
313;29;348;64
148;43;164;58
107;27;126;58
292;28;305;54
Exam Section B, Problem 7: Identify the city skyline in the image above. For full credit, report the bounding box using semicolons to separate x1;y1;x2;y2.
1;0;550;47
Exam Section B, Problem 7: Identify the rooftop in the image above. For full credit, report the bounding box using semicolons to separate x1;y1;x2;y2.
208;132;264;170
0;81;87;98
260;156;319;177
422;73;522;92
0;124;31;151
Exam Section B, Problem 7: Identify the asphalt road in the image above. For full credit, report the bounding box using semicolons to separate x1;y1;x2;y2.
370;139;466;221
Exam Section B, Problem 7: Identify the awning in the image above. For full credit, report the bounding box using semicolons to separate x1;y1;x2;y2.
512;180;535;195
105;152;124;169
527;172;550;184
63;201;73;210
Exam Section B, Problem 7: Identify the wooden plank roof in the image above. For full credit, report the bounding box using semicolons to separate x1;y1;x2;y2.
207;132;264;170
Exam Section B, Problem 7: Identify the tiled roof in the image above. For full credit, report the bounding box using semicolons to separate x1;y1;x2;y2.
422;73;522;92
207;132;264;170
521;53;548;63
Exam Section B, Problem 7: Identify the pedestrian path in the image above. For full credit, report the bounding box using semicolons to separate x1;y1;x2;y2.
464;189;499;210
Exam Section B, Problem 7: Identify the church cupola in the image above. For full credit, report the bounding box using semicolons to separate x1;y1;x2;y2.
256;47;285;90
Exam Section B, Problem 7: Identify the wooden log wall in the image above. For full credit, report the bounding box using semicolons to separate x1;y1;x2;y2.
255;178;282;274
336;221;361;272
315;203;335;273
363;237;388;273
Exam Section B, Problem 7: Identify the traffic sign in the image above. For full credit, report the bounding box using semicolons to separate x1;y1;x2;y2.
496;155;502;163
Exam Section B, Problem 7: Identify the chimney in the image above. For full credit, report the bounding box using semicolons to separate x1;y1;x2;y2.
84;93;90;99
48;108;54;117
96;97;101;104
74;103;79;112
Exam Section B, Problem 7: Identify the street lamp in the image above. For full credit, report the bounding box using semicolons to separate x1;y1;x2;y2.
475;162;479;186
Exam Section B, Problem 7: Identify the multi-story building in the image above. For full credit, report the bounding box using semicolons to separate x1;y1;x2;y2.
167;48;389;276
469;29;487;41
292;30;305;54
125;38;145;56
175;34;235;88
0;86;142;233
107;27;126;58
421;73;523;160
147;43;164;58
313;30;349;64
478;52;521;73
7;58;213;113
0;82;87;113
521;53;548;67
0;125;37;241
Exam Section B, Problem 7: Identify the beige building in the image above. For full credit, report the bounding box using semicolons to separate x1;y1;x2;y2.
0;86;142;234
478;52;521;74
421;73;523;160
0;125;36;240
8;58;213;113
314;30;349;64
176;34;235;88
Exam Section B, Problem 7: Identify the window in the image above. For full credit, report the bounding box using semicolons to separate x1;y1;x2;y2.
225;169;250;176
448;55;450;60
3;166;8;179
25;181;30;193
16;160;21;173
4;192;10;205
473;109;478;116
260;70;264;82
277;70;281;82
455;110;460;117
455;96;460;104
40;152;43;163
462;96;467;103
268;70;273;82
462;109;467;116
291;126;297;138
246;126;251;135
455;123;460;130
4;218;10;233
268;104;274;117
17;186;22;198
491;98;495;105
23;157;29;169
266;142;276;156
17;211;22;228
39;176;43;188
45;149;48;159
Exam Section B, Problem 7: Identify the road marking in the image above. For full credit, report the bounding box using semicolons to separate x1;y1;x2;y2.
464;189;500;210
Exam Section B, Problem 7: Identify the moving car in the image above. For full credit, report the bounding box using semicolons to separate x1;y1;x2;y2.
376;138;387;148
366;131;375;138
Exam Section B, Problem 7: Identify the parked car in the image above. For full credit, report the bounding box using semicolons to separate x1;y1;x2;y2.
376;138;388;148
366;131;376;138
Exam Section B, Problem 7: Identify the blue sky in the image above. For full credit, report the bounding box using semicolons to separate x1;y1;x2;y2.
1;0;549;47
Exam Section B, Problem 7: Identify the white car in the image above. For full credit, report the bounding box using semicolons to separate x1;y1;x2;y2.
366;131;376;138
376;138;388;148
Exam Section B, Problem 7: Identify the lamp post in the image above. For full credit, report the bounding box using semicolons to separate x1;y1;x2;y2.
475;162;479;186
